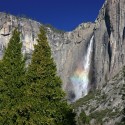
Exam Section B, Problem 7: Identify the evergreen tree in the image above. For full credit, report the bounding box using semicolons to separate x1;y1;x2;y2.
0;29;26;124
23;26;76;125
78;110;90;125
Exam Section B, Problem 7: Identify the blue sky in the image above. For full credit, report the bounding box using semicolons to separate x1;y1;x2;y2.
0;0;105;31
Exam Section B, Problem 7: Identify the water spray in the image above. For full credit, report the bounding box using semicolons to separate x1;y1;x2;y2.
70;35;94;101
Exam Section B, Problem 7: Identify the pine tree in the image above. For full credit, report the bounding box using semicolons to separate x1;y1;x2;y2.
23;26;76;125
0;29;26;124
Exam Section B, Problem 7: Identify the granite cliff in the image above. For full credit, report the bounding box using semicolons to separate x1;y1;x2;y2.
0;12;95;101
93;0;125;88
0;0;125;124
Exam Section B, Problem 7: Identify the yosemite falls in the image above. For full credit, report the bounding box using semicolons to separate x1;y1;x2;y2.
70;35;94;101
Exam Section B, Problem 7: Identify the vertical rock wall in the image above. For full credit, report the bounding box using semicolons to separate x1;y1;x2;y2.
0;12;94;98
93;0;125;88
1;0;125;100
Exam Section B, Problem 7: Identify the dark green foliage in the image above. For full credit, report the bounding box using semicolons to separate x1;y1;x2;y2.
89;109;120;124
120;108;125;125
122;67;125;124
0;29;26;124
0;27;75;124
78;110;90;125
72;91;96;109
23;26;76;124
89;109;108;123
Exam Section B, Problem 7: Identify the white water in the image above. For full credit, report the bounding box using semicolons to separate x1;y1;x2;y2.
84;35;94;71
70;35;94;101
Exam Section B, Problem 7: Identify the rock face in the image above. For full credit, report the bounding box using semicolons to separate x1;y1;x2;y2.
72;0;125;124
0;0;125;124
0;12;95;101
73;68;125;125
47;23;95;101
0;13;41;62
93;0;125;89
0;0;125;98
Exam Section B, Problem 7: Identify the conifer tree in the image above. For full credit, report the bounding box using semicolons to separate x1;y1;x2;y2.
24;26;76;125
0;29;26;124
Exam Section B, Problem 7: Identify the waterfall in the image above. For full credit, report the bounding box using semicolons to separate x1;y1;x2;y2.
84;36;94;71
70;35;94;101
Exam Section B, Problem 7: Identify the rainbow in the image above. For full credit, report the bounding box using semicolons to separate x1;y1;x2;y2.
70;36;94;101
70;63;89;101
